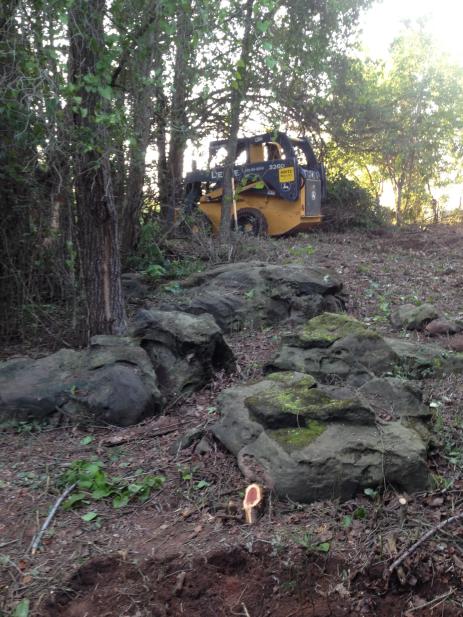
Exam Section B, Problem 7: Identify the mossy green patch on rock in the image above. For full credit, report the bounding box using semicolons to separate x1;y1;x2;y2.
286;312;379;349
269;421;326;451
265;372;317;388
245;379;374;427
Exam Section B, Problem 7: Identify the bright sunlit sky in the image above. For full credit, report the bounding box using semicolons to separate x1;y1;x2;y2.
361;0;463;64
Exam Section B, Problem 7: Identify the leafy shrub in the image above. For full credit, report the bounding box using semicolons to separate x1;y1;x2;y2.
322;175;392;231
127;220;165;270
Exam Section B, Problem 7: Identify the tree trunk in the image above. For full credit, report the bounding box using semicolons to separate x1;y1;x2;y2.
69;0;127;340
121;22;158;258
219;0;255;243
164;4;193;228
396;178;403;226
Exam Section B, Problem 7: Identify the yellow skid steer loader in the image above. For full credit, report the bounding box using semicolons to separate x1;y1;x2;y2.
184;131;325;236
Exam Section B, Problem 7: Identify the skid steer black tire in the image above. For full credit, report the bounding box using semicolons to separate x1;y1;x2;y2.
234;208;268;237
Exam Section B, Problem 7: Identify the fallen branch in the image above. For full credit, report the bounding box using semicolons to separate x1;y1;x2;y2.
29;483;77;556
101;423;184;447
389;511;463;574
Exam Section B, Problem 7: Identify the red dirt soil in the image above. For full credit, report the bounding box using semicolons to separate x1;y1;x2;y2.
41;545;462;617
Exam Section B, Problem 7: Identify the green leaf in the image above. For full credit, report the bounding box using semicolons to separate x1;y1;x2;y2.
363;488;378;499
317;542;331;553
127;483;143;494
353;506;366;520
112;494;129;509
62;493;86;510
80;436;94;445
98;85;112;100
256;20;270;33
265;57;277;70
262;41;273;51
342;515;352;528
12;598;30;617
91;487;111;500
81;511;98;522
195;480;210;490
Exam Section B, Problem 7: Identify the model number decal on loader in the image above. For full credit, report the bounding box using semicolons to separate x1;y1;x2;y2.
278;166;295;182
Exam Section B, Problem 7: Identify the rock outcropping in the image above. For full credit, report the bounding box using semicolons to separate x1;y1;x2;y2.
268;312;463;384
0;336;162;426
159;261;345;333
131;309;235;398
212;312;463;502
212;371;430;502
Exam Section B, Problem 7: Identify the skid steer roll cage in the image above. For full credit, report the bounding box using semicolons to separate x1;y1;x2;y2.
185;131;326;209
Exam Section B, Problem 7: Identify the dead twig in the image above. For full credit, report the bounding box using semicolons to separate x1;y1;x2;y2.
100;422;186;447
405;588;455;613
29;483;77;555
242;603;251;617
389;511;463;574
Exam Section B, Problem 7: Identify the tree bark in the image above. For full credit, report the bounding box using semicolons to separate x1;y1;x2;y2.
219;0;255;243
159;3;194;230
165;4;193;228
121;22;157;258
69;0;127;340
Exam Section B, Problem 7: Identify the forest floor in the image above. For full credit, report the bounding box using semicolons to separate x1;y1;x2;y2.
2;224;463;617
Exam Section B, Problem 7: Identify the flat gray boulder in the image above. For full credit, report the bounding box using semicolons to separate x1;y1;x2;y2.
212;372;430;502
158;261;345;333
0;336;162;426
131;309;235;398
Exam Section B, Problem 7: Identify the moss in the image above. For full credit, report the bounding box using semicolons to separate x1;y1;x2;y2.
270;421;326;451
295;312;377;347
266;372;316;388
276;382;357;416
246;381;361;426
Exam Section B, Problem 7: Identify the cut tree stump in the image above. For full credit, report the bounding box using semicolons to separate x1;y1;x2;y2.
243;483;263;524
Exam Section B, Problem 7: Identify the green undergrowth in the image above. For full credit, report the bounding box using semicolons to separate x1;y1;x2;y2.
59;459;165;510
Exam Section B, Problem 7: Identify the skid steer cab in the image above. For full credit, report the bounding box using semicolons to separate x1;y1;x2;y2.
184;132;326;236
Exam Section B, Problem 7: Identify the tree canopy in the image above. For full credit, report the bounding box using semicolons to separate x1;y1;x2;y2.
1;1;462;344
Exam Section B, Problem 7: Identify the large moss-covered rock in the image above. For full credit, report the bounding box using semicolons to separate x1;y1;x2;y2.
245;372;375;427
131;309;235;398
212;372;430;502
267;313;399;385
0;336;162;426
157;261;345;333
268;313;463;384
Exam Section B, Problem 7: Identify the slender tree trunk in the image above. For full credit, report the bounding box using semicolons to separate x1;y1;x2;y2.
219;0;255;242
155;56;169;222
113;88;127;222
164;4;193;228
396;180;403;226
69;0;127;340
121;21;158;258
